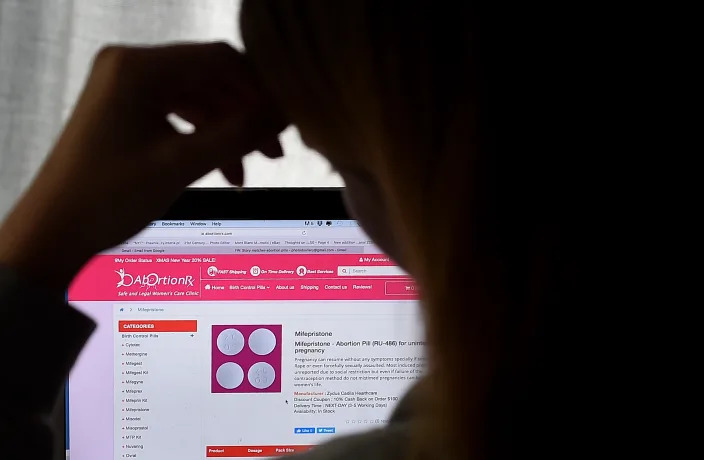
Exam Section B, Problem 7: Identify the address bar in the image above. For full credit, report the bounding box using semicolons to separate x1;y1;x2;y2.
133;228;309;238
337;266;408;277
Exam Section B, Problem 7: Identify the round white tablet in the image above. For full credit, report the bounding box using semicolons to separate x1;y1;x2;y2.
248;328;277;355
216;362;244;389
216;328;245;356
248;362;276;389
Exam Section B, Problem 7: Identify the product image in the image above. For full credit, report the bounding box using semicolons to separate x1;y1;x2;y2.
211;324;282;393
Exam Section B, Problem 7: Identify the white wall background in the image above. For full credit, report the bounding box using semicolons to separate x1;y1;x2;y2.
0;0;342;218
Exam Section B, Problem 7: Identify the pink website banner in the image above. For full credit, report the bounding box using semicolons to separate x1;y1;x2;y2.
68;254;418;301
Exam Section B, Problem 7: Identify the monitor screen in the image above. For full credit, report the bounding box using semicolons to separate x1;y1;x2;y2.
67;219;424;459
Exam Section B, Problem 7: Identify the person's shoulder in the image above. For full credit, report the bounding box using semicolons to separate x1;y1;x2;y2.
292;422;412;460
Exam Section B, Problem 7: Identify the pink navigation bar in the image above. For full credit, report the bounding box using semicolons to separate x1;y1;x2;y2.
68;254;418;301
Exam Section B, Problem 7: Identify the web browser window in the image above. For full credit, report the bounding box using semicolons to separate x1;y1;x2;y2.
67;220;424;459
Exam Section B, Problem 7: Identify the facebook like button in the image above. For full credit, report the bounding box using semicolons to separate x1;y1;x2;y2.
294;427;316;434
317;427;336;434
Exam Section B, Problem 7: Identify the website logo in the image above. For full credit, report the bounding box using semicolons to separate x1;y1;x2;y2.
114;268;195;289
115;268;130;288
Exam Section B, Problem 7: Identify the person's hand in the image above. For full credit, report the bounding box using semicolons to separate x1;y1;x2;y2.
0;42;286;289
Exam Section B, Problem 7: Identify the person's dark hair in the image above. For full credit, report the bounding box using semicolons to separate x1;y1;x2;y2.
241;1;584;458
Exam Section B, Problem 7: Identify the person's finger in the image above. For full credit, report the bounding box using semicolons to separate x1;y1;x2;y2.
220;160;245;187
144;45;287;146
89;43;254;130
91;43;291;147
162;110;285;183
128;43;261;114
258;137;285;159
125;43;250;89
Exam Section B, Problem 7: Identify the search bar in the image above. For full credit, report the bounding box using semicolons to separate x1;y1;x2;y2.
337;266;408;277
133;228;310;238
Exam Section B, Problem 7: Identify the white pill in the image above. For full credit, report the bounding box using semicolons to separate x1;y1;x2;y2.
216;328;245;356
248;328;277;355
248;362;276;389
216;362;244;389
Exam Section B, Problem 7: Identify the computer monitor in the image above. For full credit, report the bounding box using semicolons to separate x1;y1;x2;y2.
65;189;424;459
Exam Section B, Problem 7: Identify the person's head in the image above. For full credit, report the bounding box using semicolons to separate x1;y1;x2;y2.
241;1;478;274
240;1;563;458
